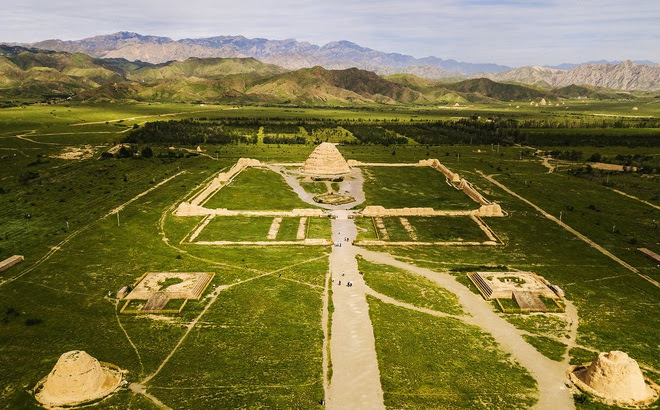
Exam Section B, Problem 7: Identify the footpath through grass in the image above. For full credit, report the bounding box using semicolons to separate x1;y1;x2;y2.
359;257;463;315
368;297;538;409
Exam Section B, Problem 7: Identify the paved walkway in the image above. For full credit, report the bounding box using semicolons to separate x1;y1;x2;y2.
326;212;385;409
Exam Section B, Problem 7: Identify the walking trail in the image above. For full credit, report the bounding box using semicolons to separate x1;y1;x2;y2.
326;210;385;409
358;248;575;410
278;161;577;408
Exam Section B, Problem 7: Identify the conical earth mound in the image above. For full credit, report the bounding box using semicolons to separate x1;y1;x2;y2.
300;142;350;176
576;351;656;404
35;350;123;407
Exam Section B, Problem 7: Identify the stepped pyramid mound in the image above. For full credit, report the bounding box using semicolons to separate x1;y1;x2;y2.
35;350;123;407
576;351;656;404
300;142;350;176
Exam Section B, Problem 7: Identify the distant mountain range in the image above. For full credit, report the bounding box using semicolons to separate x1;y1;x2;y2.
482;62;659;92
9;32;657;92
545;60;657;70
18;31;507;77
0;45;641;106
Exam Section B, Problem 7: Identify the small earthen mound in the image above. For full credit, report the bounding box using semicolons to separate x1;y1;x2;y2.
34;350;123;407
572;351;658;405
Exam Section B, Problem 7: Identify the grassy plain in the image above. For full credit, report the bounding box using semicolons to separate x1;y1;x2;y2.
194;216;275;242
359;257;463;314
0;100;658;408
361;166;476;210
368;297;538;409
202;168;309;210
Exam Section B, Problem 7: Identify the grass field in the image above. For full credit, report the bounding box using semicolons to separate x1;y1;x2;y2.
361;166;477;210
149;275;325;408
276;217;303;241
0;101;658;408
193;216;276;242
202;168;309;210
359;257;463;314
368;297;538;409
356;216;490;242
307;217;332;240
406;216;489;242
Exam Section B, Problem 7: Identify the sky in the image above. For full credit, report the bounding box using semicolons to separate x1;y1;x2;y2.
2;0;658;67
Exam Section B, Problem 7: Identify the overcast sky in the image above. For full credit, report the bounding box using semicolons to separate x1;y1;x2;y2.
2;0;658;66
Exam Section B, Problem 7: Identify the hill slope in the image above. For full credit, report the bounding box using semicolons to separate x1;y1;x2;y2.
0;46;644;105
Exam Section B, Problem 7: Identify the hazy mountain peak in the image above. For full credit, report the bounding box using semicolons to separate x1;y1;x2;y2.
321;40;372;52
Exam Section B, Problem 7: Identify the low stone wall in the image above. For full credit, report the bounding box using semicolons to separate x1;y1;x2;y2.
361;206;473;217
419;158;461;182
355;240;499;247
175;203;326;218
190;158;262;206
0;255;24;273
477;204;504;217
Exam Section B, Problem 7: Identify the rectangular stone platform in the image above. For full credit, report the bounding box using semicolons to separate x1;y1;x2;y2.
0;255;24;273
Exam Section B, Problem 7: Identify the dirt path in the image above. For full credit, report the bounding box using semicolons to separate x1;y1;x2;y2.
541;157;555;173
268;165;366;210
479;172;659;288
322;264;332;399
326;212;385;409
128;383;171;409
358;249;575;410
606;187;660;211
562;300;579;365
114;300;145;375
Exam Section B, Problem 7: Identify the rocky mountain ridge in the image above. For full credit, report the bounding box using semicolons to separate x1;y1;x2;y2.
483;61;659;92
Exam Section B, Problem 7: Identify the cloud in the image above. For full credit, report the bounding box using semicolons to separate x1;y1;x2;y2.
1;0;657;66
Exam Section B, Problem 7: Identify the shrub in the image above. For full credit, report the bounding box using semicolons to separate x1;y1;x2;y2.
587;153;601;162
18;171;39;185
24;318;43;326
116;146;134;158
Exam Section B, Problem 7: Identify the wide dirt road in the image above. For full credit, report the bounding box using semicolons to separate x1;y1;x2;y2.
326;211;385;409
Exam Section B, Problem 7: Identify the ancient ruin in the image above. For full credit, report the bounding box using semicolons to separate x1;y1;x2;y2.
34;350;123;408
172;146;504;247
468;271;562;310
300;142;351;176
571;351;658;405
0;255;24;273
121;272;214;313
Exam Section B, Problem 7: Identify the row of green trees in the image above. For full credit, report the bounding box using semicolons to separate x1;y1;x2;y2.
123;118;660;147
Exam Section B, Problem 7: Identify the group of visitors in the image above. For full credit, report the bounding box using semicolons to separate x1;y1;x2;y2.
332;274;354;288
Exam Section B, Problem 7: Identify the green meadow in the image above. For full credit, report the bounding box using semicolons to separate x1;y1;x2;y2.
0;100;658;408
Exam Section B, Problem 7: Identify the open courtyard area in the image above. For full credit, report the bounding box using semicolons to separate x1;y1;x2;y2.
0;102;658;409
